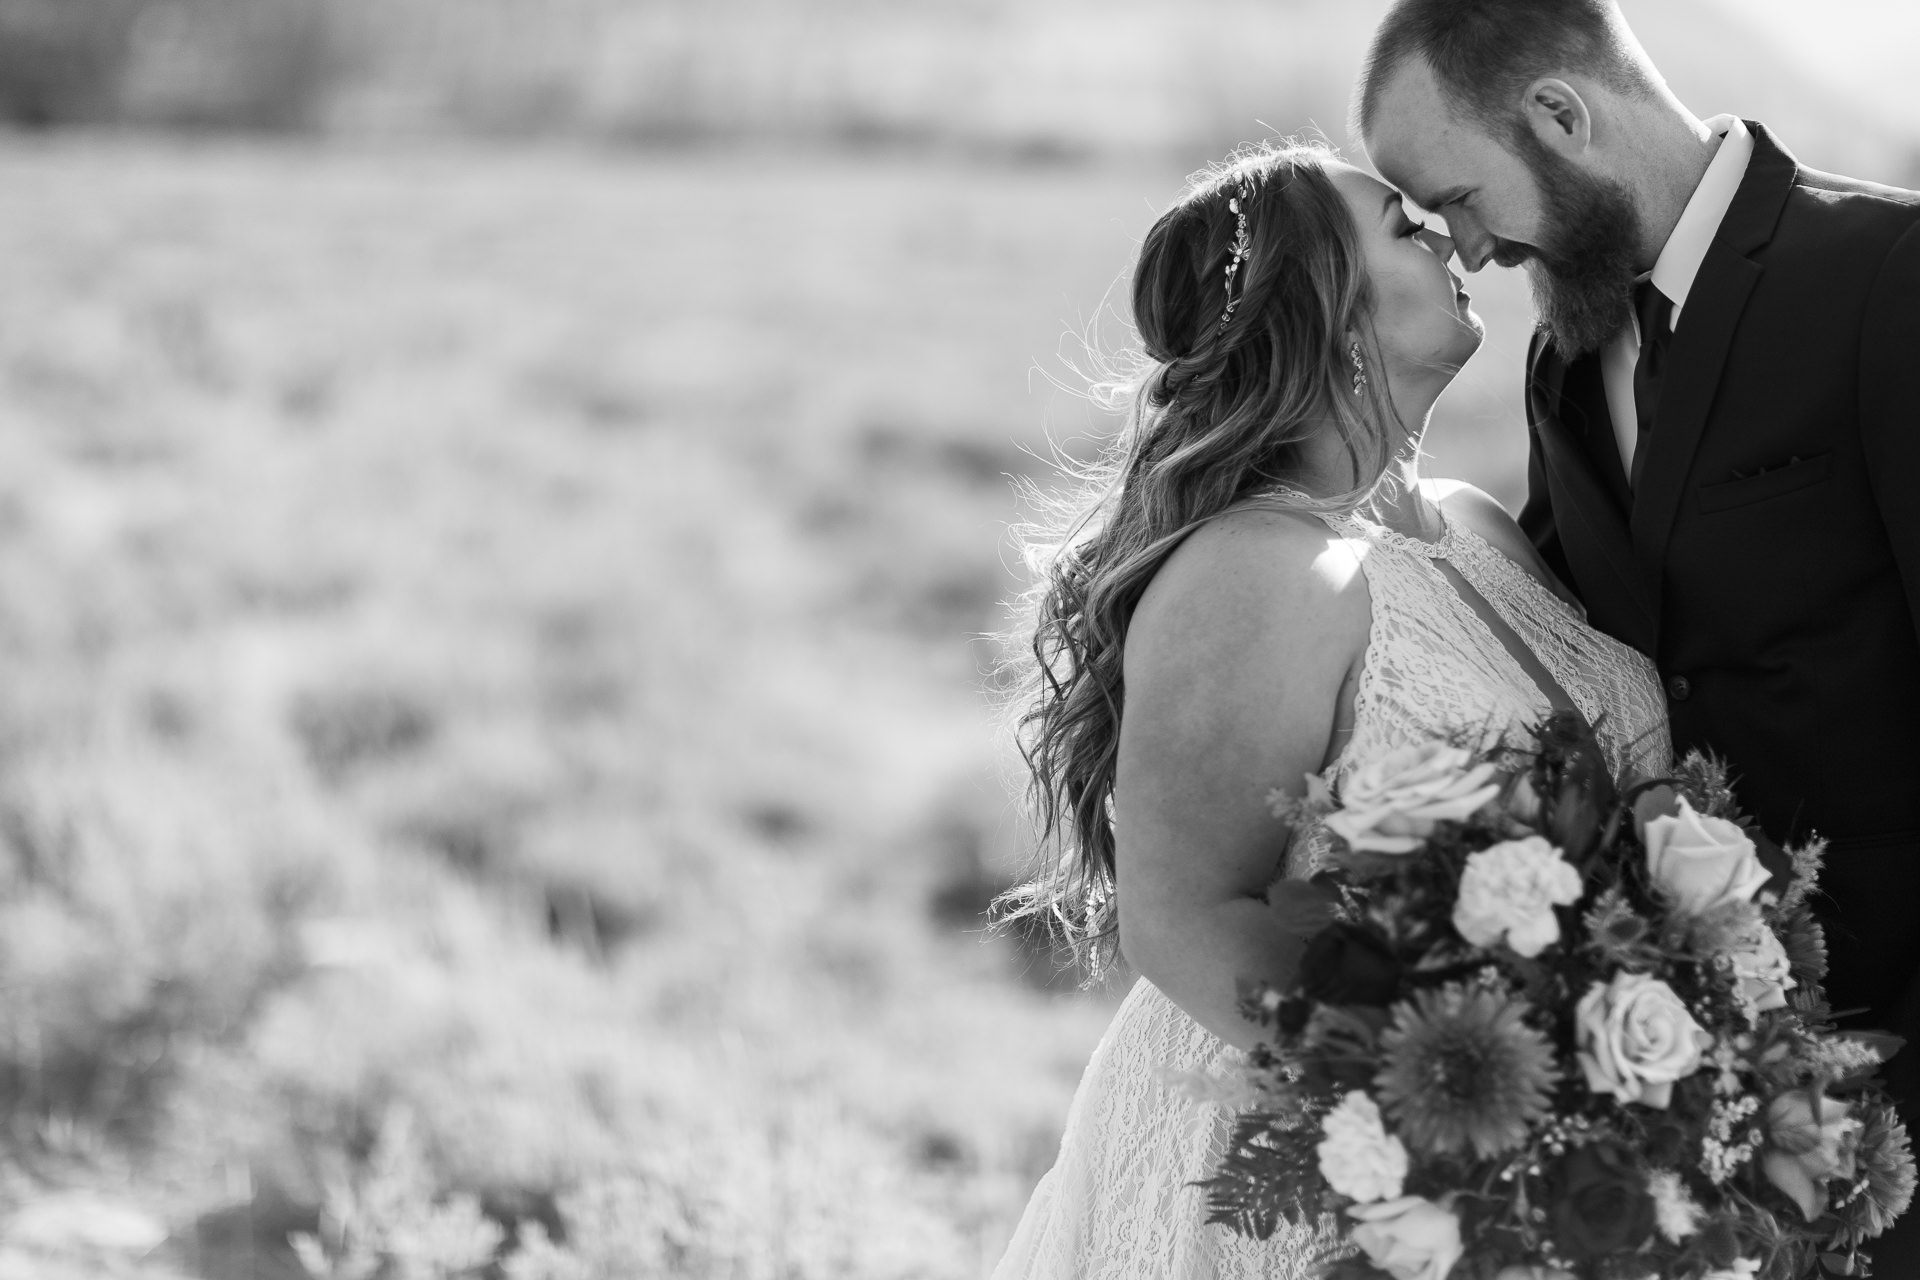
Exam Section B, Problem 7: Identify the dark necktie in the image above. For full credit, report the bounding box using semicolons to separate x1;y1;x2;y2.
1629;280;1674;493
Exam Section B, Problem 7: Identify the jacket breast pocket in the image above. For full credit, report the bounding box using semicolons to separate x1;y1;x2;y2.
1695;452;1832;514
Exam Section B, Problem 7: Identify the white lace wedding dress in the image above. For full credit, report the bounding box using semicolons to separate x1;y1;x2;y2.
992;503;1672;1279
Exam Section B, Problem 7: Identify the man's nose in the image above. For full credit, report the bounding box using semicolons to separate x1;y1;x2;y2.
1451;226;1496;273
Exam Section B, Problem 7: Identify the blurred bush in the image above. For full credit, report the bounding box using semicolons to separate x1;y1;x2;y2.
0;0;1913;182
0;0;143;125
0;749;319;1153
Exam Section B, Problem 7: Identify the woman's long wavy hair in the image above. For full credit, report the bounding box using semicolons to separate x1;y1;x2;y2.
997;141;1409;978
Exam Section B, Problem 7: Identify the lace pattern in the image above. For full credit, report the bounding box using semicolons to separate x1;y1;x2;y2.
991;504;1671;1280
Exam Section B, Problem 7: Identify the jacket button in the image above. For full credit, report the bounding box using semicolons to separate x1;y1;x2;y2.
1666;675;1692;702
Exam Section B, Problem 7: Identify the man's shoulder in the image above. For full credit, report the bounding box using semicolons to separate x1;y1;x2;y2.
1792;164;1920;208
1781;163;1920;243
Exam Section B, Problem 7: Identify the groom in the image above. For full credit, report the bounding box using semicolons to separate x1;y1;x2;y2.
1357;0;1920;1269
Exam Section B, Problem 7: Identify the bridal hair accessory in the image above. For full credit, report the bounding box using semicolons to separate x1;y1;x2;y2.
1215;183;1253;335
1350;341;1367;396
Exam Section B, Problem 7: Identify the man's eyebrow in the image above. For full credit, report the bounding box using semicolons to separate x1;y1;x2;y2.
1424;186;1470;208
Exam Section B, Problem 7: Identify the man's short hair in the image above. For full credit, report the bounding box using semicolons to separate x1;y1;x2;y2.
1354;0;1661;142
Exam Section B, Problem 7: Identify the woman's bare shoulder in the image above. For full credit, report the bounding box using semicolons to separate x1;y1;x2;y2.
1124;505;1370;685
1425;478;1580;608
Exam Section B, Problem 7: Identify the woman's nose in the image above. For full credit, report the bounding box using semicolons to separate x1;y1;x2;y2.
1419;226;1456;265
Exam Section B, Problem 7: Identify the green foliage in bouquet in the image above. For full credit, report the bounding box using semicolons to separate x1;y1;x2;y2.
1196;713;1917;1280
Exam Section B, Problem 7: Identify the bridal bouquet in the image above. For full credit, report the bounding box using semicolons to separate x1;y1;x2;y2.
1198;713;1916;1280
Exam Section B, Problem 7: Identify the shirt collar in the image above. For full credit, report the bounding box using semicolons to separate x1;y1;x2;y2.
1649;114;1754;320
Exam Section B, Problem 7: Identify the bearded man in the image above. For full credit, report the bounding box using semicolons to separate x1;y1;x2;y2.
1358;2;1920;1272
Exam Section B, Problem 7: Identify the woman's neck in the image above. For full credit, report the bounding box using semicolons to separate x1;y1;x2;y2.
1365;457;1445;543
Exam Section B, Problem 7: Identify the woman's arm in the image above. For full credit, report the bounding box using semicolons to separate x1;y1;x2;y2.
1113;508;1369;1051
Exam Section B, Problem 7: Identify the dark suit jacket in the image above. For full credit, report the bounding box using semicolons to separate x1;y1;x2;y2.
1519;122;1920;1262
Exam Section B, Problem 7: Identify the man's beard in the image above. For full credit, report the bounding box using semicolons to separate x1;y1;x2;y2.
1502;132;1645;357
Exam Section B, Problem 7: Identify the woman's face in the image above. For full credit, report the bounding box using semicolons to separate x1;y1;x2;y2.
1328;163;1484;382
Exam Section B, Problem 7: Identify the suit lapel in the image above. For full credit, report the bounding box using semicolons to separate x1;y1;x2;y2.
1628;122;1798;628
1528;336;1659;651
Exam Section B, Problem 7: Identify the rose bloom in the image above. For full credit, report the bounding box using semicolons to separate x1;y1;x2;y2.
1452;836;1584;958
1495;1268;1577;1280
1763;1089;1863;1221
1549;1141;1657;1260
1701;1263;1761;1280
1325;742;1501;855
1346;1195;1464;1280
1575;972;1712;1109
1317;1090;1409;1203
1643;795;1771;915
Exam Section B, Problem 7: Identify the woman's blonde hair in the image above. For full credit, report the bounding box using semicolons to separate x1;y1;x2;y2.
998;140;1405;976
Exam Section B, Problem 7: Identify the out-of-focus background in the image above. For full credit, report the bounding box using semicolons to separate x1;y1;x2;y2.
0;2;1912;1276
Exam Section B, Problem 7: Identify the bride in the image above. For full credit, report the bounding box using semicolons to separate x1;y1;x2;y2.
992;141;1670;1277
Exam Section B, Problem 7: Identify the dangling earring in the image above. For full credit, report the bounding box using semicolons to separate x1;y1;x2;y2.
1350;341;1367;396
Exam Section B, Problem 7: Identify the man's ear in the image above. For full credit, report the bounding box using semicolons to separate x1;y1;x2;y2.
1522;77;1592;156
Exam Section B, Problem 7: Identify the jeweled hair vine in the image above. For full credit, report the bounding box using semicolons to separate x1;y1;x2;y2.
995;140;1410;976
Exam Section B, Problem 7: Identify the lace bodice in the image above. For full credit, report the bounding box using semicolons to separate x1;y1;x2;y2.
992;502;1671;1280
1324;505;1666;786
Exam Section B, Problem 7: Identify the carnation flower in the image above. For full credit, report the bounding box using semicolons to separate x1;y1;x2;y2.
1646;1168;1705;1242
1375;984;1557;1160
1317;1091;1409;1204
1850;1100;1917;1240
1451;836;1583;958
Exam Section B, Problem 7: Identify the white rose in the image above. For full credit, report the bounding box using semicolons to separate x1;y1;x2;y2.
1726;920;1795;1019
1644;796;1771;915
1317;1091;1409;1204
1346;1195;1464;1280
1325;742;1501;855
1701;1260;1760;1280
1452;836;1584;958
1495;1270;1576;1280
1575;972;1712;1109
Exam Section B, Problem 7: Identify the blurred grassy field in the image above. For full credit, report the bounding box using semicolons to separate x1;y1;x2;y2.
0;131;1541;1278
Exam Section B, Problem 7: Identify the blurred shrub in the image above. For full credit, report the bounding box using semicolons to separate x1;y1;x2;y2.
0;751;319;1151
289;684;438;785
118;0;351;131
290;1108;504;1280
0;0;145;126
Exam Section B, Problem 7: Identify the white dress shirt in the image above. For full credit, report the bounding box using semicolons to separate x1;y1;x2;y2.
1601;115;1755;476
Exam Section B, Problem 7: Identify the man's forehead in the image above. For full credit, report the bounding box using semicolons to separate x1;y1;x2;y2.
1364;60;1493;205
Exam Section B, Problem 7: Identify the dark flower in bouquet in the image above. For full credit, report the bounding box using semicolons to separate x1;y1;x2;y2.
1301;922;1403;1007
1195;713;1919;1280
1550;1141;1657;1260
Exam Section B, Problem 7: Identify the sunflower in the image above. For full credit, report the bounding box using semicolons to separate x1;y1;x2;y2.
1373;983;1558;1160
1851;1100;1918;1240
1778;900;1828;987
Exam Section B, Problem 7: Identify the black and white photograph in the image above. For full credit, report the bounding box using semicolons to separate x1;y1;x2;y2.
1;3;1917;1279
